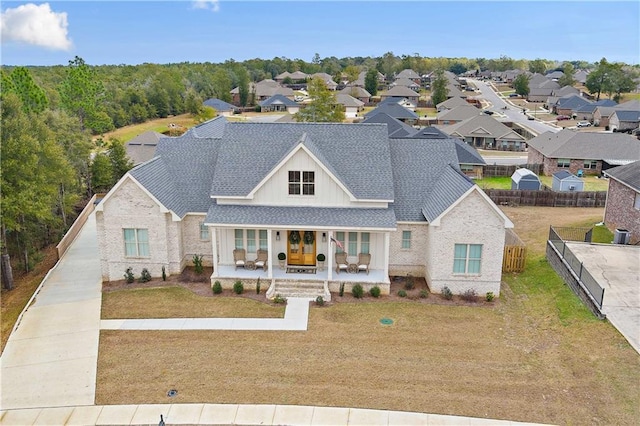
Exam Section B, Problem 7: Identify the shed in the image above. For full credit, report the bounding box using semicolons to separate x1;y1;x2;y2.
511;168;541;190
552;170;584;192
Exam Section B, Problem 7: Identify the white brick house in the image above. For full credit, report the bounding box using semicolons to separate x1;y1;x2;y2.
96;120;512;297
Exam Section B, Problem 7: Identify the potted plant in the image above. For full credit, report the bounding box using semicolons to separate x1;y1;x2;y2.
278;252;286;269
316;253;325;271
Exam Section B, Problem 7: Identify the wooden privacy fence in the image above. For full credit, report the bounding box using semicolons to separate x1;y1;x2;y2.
485;189;607;207
56;193;101;260
483;163;542;177
503;228;526;272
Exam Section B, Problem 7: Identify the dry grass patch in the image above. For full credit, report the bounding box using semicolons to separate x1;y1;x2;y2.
101;286;284;319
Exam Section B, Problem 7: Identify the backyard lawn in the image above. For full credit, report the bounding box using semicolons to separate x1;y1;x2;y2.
475;175;609;192
96;207;639;426
96;114;199;143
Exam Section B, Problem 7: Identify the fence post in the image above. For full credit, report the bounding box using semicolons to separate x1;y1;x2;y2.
562;243;565;258
579;262;583;279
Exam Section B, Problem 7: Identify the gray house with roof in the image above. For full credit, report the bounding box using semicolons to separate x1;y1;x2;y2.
96;122;512;298
259;94;300;114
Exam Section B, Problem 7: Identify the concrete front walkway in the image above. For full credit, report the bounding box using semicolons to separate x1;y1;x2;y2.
0;403;549;425
0;214;102;410
101;297;312;331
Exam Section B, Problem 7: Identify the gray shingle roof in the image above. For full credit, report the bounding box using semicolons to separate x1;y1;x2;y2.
125;131;164;165
440;115;526;141
361;113;416;138
382;86;420;98
259;94;298;107
389;138;472;222
340;86;371;98
527;130;640;162
210;123;394;201
205;204;397;229
437;105;482;121
556;95;591;110
335;93;365;108
365;103;418;120
613;110;640;122
604;160;640;192
186;116;228;138
203;98;236;112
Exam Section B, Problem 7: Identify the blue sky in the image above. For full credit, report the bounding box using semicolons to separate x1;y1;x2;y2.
2;1;639;66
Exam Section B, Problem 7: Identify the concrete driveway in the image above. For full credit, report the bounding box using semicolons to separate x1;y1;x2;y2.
566;242;640;353
0;214;102;409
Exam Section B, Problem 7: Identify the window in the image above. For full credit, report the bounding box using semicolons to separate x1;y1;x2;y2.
259;230;268;250
360;233;370;254
402;231;411;249
635;193;640;210
557;158;570;168
289;171;315;195
234;229;243;249
348;232;358;256
123;228;149;257
246;230;256;253
200;222;209;241
453;244;483;274
583;160;597;169
335;232;345;253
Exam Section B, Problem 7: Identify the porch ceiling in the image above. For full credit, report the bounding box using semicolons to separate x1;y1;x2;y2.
205;203;397;230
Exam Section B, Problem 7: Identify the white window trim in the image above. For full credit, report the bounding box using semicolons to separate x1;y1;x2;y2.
200;222;210;241
453;243;483;275
288;170;315;196
123;228;150;258
401;230;412;250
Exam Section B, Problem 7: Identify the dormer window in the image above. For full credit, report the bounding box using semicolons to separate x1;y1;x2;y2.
289;171;315;195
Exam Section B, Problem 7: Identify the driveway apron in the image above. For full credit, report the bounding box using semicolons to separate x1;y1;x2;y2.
0;214;102;409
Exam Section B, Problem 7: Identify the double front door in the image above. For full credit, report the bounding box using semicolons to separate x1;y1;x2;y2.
287;230;316;266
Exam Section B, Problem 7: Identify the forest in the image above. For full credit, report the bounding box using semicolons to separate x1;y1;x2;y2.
0;52;635;286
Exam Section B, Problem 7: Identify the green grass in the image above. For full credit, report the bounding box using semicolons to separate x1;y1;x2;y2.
97;114;199;143
475;176;512;189
476;176;609;192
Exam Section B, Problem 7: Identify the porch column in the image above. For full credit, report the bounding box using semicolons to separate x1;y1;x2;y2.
327;231;334;281
383;232;390;278
267;230;273;279
211;227;218;278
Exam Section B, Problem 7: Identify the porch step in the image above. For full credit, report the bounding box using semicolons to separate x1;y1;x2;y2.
268;279;331;301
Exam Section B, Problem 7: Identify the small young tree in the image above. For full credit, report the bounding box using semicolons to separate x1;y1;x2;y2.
295;77;345;122
364;68;379;96
430;70;449;106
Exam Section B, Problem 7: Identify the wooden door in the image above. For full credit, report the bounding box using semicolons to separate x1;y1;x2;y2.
287;231;316;266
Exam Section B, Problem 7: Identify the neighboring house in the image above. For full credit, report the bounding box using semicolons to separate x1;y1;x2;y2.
511;169;541;190
340;86;371;104
546;70;564;81
609;110;640;132
365;102;419;123
203;98;238;116
275;71;308;83
380;86;420;105
594;100;640;128
311;73;338;90
546;85;581;110
440;115;528;151
436;105;481;125
446;84;467;99
259;94;300;114
554;95;591;116
335;94;365;118
528;80;561;102
526;130;640;176
603;160;640;244
392;78;421;92
125;131;164;165
575;99;617;122
574;70;589;84
436;96;468;112
552;171;584;192
379;96;417;111
96;122;513;298
396;69;421;84
231;79;294;104
361;112;418;138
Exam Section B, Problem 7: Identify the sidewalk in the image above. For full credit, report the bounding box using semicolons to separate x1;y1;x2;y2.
0;403;549;425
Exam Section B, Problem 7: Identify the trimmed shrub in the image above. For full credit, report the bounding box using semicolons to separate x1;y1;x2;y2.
256;277;261;294
486;292;495;302
139;268;152;283
397;289;407;298
233;280;244;295
193;254;204;274
442;286;453;300
404;274;415;290
316;253;325;262
461;288;478;302
273;294;286;304
315;296;325;306
212;281;222;294
352;283;364;299
419;289;429;299
277;252;286;261
339;282;345;297
369;285;381;298
161;265;166;281
124;267;135;284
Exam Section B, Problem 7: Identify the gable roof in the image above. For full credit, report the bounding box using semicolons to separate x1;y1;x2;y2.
604;160;640;192
512;168;539;182
185;116;228;138
440;115;526;141
393;78;420;88
396;69;420;80
527;130;640;162
210;123;394;201
612;110;640;122
437;96;468;110
125;131;164;165
381;86;420;98
365;103;419;120
203;98;237;112
556;95;591;110
340;86;371;98
437;104;481;121
361;112;417;138
335;93;365;108
259;94;298;107
576;99;617;114
615;99;640;110
553;170;582;181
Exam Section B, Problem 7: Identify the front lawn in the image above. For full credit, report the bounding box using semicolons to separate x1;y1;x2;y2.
96;207;639;425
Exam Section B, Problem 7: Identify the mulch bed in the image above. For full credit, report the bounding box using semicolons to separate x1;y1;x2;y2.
103;268;498;308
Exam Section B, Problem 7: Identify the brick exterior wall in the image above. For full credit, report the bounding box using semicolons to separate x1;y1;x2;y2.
604;179;640;244
388;223;428;277
425;190;506;296
181;215;213;267
529;148;601;176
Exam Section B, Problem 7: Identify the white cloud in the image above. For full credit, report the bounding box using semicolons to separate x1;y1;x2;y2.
192;0;220;12
1;3;72;50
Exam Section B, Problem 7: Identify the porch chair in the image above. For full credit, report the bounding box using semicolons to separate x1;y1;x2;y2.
233;249;246;270
357;253;371;275
335;252;349;274
254;249;268;272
